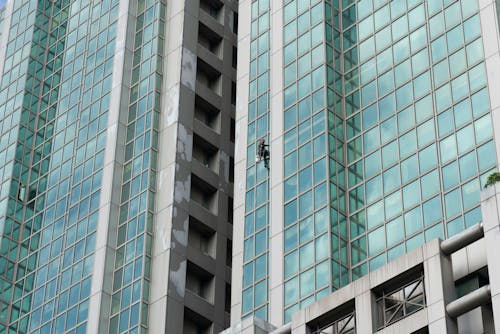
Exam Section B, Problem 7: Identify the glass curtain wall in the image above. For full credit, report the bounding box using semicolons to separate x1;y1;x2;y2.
0;0;120;333
346;0;495;279
108;0;165;332
282;0;339;323
242;0;271;322
277;0;497;323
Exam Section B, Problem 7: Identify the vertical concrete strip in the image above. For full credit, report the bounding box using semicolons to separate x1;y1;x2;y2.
354;291;375;333
424;242;458;334
480;184;500;333
232;0;252;325
269;0;285;328
87;0;133;332
148;1;185;333
479;0;500;162
0;0;12;84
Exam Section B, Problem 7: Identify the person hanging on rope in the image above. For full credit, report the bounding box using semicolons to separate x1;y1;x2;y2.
257;137;270;169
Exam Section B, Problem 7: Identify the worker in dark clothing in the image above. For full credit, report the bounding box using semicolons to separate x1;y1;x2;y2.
257;137;270;169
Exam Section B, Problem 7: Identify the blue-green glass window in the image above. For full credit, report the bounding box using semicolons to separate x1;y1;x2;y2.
299;242;314;270
442;161;459;191
421;169;440;200
300;268;315;298
284;277;298;306
404;205;422;236
368;226;385;256
419;144;437;174
445;188;462;219
386;216;404;246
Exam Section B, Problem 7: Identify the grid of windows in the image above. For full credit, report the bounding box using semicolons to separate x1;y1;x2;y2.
108;1;165;333
0;1;39;331
242;0;270;321
0;0;119;333
268;0;498;325
345;0;496;279
282;0;336;323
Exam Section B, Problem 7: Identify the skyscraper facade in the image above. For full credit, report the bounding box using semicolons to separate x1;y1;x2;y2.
232;0;500;330
0;0;237;333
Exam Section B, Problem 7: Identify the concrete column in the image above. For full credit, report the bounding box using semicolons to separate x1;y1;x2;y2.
423;243;458;334
0;0;13;85
290;310;310;334
231;0;251;324
355;291;375;333
87;0;133;332
480;184;500;333
269;0;285;327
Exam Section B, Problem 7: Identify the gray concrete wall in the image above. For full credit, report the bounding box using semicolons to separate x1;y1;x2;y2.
151;0;237;333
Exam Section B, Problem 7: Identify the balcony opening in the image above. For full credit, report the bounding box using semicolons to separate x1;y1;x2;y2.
184;306;213;334
192;133;219;173
308;300;355;334
373;265;425;330
190;174;218;214
194;95;221;133
455;267;489;298
197;58;222;95
185;261;215;303
188;215;216;258
200;0;223;23
198;22;223;57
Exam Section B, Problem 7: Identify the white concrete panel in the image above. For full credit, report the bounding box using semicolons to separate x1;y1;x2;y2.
232;0;251;323
480;0;500;166
466;239;487;274
165;12;185;54
426;300;446;324
269;184;283;238
237;35;251;81
491;293;500;333
156;159;176;209
424;255;445;305
234;117;248;166
376;309;427;334
152;206;173;257
485;226;500;296
0;1;13;85
269;285;283;328
481;188;499;232
354;291;373;334
427;318;448;334
479;0;495;10
457;308;485;334
269;233;283;289
150;250;171;304
485;57;500;111
237;0;252;44
480;3;500;59
87;0;130;331
451;248;469;279
149;297;167;334
165;48;183;91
